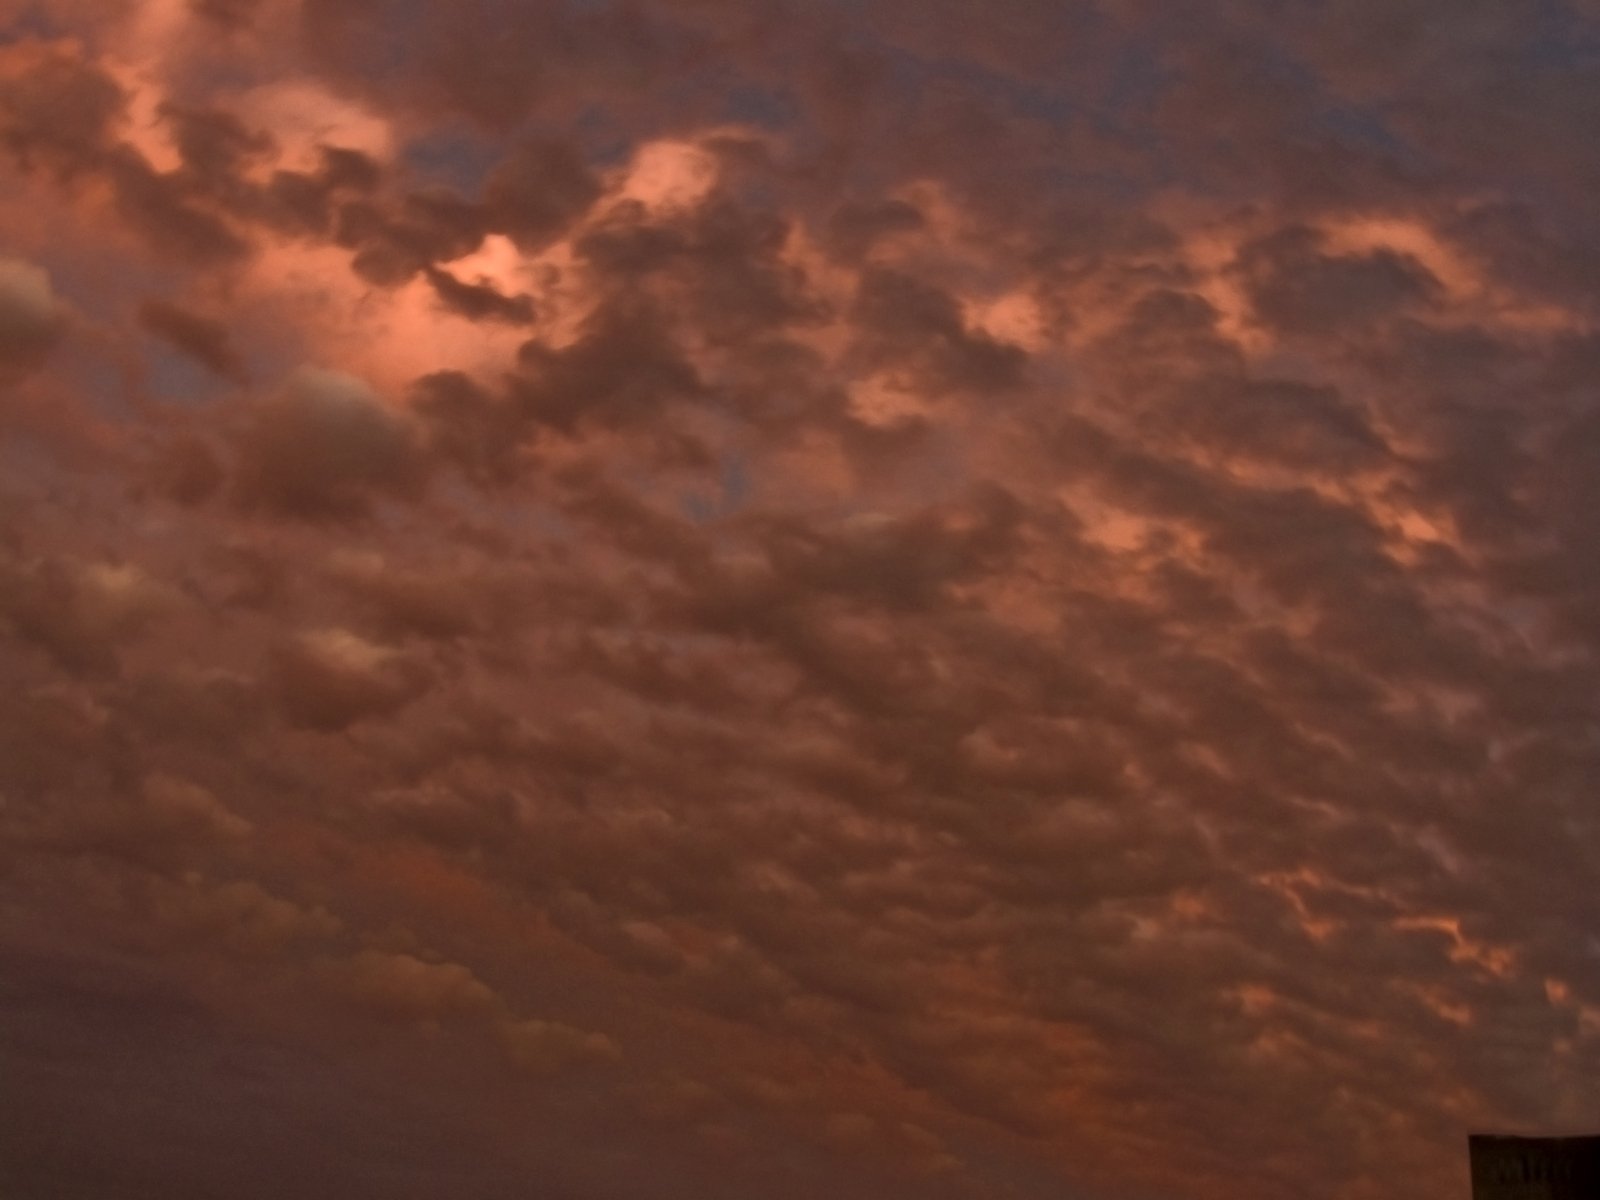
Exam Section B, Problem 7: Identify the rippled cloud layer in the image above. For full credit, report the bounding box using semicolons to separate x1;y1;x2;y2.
4;3;1600;1198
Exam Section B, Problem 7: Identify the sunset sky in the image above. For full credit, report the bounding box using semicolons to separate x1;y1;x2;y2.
4;2;1600;1198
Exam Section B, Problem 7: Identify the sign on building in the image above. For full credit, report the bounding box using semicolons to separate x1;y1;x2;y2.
1469;1134;1600;1199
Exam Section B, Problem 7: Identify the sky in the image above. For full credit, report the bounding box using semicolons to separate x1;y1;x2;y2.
3;2;1600;1198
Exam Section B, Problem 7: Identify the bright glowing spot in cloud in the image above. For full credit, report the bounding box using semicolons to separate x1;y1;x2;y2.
239;80;394;172
0;258;59;332
847;373;928;428
441;234;525;297
1327;214;1585;332
242;241;527;392
617;140;720;212
104;59;183;172
966;292;1046;351
128;0;190;55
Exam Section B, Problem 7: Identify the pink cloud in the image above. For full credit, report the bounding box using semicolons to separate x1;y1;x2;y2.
4;4;1600;1200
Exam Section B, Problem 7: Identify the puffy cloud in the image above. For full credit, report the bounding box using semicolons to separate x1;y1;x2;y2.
498;1016;622;1074
0;257;62;382
0;38;125;174
512;298;704;433
146;876;343;954
1233;224;1442;336
847;267;1028;396
317;949;498;1023
139;772;253;840
422;266;534;325
268;626;433;730
481;137;603;251
233;368;425;520
0;555;178;676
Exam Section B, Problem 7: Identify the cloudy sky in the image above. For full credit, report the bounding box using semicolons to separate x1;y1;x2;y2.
4;1;1600;1197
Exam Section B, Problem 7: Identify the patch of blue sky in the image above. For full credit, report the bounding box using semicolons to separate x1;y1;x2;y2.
679;491;718;524
1317;103;1424;168
920;58;1078;129
402;124;505;194
140;345;241;410
568;103;651;170
5;4;63;42
1529;0;1600;67
721;83;803;133
1239;45;1434;179
722;453;751;508
1097;40;1172;124
679;454;751;524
